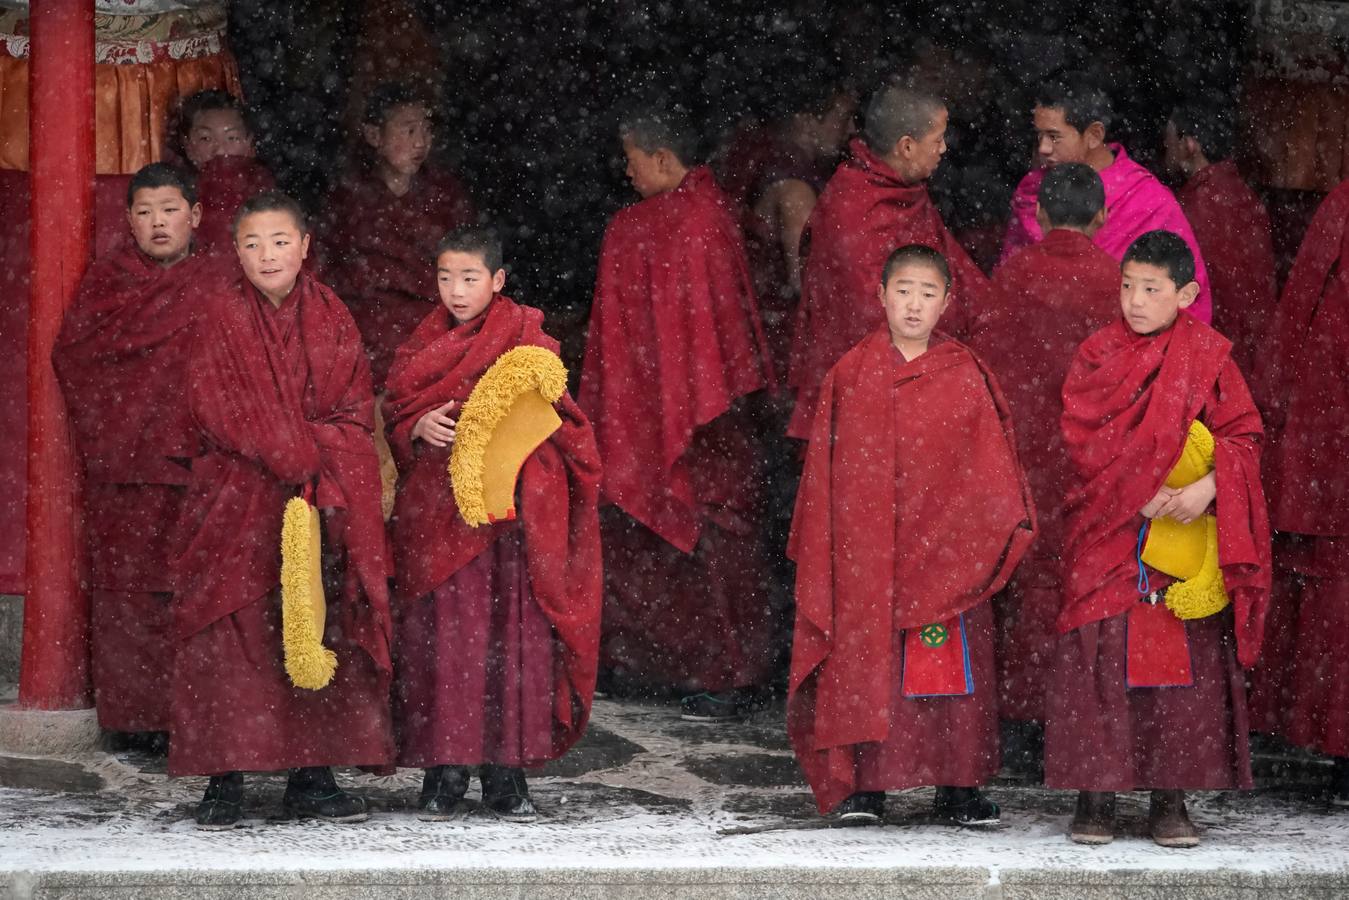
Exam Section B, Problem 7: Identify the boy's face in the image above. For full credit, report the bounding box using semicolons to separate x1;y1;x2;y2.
234;209;310;305
365;103;432;178
185;108;254;168
877;261;949;344
127;186;201;266
1119;260;1198;335
437;249;505;324
621;135;681;199
1034;106;1089;167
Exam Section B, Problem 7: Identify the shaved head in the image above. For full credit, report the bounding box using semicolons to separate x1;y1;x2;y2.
861;83;945;155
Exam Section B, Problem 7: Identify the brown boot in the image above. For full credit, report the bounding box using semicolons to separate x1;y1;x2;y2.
1069;790;1116;845
1149;790;1199;848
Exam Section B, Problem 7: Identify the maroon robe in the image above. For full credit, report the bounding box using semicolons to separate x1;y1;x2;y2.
1046;316;1270;791
579;166;777;693
969;229;1121;722
52;244;222;732
170;270;393;776
318;165;475;390
1177;160;1278;376
383;297;602;768
194;155;276;254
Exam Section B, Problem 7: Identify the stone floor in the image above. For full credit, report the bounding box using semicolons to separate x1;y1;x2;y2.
3;696;1349;899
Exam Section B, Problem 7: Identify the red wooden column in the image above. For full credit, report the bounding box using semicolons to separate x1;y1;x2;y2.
19;0;95;710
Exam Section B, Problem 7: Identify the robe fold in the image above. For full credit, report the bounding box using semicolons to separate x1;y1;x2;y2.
170;270;393;776
788;138;987;439
579;166;776;692
968;229;1121;722
318;165;475;390
1001;145;1213;324
194;155;276;253
52;245;223;732
788;330;1036;813
383;296;603;766
1177;161;1277;375
1046;315;1270;791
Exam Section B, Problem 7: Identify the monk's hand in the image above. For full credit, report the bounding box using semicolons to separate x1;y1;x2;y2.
1153;472;1217;525
1140;486;1179;519
412;401;458;448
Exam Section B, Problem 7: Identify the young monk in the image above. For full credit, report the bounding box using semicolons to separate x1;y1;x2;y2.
384;226;602;822
319;82;476;392
789;244;1035;825
174;90;276;252
52;163;217;740
788;81;987;440
1047;230;1270;847
172;191;394;829
1001;74;1213;324
579;105;776;721
1246;179;1349;806
1164;97;1278;375
969;164;1120;734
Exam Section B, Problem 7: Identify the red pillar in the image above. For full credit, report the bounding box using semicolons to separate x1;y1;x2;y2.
19;0;95;710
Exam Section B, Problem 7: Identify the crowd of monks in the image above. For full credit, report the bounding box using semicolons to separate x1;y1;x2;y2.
45;69;1348;849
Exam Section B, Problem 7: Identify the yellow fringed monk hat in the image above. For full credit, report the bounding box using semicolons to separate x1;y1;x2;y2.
279;494;337;690
1141;419;1231;620
449;346;568;527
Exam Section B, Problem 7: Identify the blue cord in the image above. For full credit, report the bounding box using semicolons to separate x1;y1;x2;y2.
1135;520;1151;595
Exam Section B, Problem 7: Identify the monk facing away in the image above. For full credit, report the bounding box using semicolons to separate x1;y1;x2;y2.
1047;230;1270;847
384;226;602;822
52;163;219;741
173;192;394;829
1001;73;1213;324
578;105;777;721
788;244;1036;826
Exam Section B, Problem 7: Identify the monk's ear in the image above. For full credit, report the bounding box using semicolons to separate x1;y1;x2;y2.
189;202;203;229
1087;206;1106;236
876;281;886;305
1181;135;1203;161
491;267;506;293
1176;280;1199;309
362;123;382;150
1083;120;1107;149
299;231;312;260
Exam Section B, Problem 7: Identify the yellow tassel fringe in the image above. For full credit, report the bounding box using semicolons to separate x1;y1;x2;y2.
279;496;337;690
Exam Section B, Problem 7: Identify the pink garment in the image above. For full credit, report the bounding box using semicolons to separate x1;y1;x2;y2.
1000;144;1212;323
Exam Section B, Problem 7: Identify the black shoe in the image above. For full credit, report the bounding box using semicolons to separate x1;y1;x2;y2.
1332;757;1349;808
679;690;748;722
480;764;538;823
833;791;885;826
282;766;369;823
418;765;472;822
195;771;244;831
933;786;1000;827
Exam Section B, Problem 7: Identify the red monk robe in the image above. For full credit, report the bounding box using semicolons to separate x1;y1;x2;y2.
579;165;776;694
788;138;987;439
968;229;1121;722
52;245;224;732
788;329;1035;813
194;155;276;253
1246;180;1349;758
383;296;602;767
1177;160;1277;376
170;269;393;776
318;166;475;390
1046;315;1270;791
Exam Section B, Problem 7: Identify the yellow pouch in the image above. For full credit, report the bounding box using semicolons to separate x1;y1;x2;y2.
279;495;337;690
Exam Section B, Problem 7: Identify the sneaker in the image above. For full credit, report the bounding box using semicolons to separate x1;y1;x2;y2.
418;765;472;822
1332;757;1349;808
1069;790;1116;845
1148;790;1199;848
480;765;538;823
195;771;244;831
679;691;747;722
932;786;1000;826
282;766;369;823
833;791;885;826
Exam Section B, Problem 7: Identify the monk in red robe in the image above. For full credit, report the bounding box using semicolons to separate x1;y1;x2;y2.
579;106;776;721
789;244;1035;825
52;164;217;739
788;82;986;440
384;226;602;822
1246;180;1349;806
318;82;476;392
969;164;1119;737
174;90;276;253
172;192;393;830
1047;231;1270;847
1164;98;1278;376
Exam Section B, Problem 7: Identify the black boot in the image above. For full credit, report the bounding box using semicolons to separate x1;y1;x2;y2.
195;771;244;831
282;766;369;823
1332;757;1349;808
480;764;538;823
418;764;471;822
833;791;885;826
933;786;1000;826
